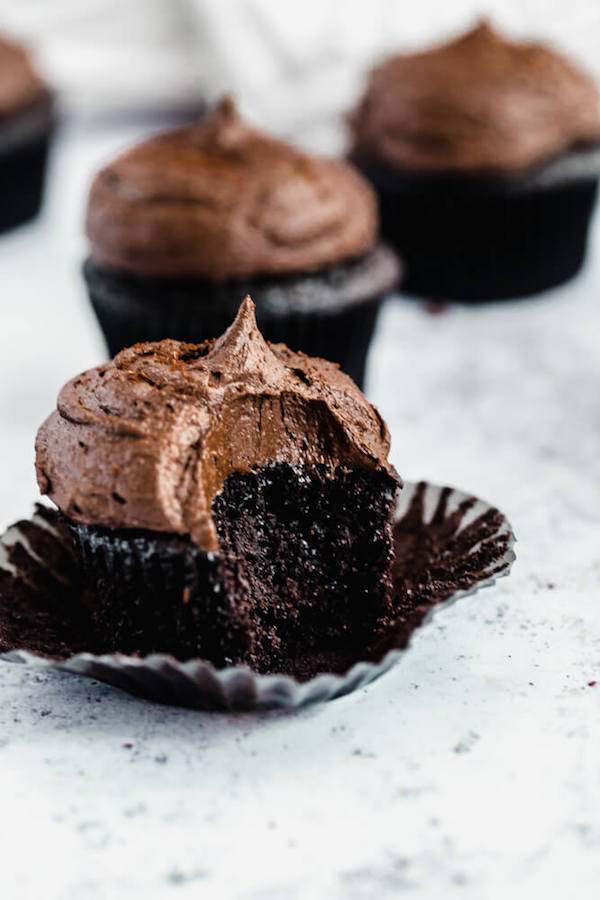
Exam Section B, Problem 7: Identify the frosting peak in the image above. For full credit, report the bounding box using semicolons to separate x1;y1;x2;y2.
192;96;248;152
86;99;378;279
351;21;600;173
453;19;499;47
207;295;286;379
36;299;395;552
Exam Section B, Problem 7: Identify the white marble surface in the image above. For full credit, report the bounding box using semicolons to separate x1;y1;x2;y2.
1;123;600;900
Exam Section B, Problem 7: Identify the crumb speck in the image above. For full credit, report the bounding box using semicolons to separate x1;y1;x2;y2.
454;731;480;754
424;299;449;316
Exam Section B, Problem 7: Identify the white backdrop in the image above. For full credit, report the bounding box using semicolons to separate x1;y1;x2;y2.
1;4;600;900
0;0;598;148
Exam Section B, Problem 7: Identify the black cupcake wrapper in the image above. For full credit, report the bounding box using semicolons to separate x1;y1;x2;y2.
68;521;239;667
355;151;599;300
83;244;401;389
0;482;516;711
0;129;52;233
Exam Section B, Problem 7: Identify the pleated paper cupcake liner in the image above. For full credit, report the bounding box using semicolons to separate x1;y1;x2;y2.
0;481;515;711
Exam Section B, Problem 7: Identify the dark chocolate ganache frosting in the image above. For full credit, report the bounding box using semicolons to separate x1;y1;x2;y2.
36;297;397;552
0;34;48;117
351;21;600;174
86;98;378;280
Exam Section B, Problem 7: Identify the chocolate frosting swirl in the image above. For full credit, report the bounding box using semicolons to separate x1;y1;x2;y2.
36;298;396;552
0;34;48;117
351;21;600;174
86;98;378;279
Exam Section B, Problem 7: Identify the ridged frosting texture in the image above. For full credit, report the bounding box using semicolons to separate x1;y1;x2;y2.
351;21;600;174
0;34;48;116
86;98;378;279
36;298;395;552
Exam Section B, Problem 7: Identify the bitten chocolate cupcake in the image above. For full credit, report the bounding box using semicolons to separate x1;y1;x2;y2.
35;297;400;676
83;99;400;388
0;33;54;232
350;22;600;300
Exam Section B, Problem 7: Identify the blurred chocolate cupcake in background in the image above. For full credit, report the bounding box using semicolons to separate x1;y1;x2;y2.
83;99;400;388
0;33;54;232
350;21;600;301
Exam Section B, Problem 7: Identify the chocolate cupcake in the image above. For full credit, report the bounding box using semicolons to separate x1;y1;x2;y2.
35;297;400;676
0;34;54;232
83;99;400;388
350;22;600;300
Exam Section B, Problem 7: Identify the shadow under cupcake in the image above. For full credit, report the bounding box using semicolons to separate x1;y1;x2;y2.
83;99;400;389
350;21;600;301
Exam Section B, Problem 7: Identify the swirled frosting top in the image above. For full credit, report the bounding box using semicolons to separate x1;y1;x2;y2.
86;98;378;279
351;22;600;173
36;298;396;552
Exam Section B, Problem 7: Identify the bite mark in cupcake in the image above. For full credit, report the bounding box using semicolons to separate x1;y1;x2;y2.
35;298;400;672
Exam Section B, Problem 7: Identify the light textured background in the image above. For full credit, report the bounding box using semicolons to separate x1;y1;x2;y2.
0;107;600;898
0;0;599;145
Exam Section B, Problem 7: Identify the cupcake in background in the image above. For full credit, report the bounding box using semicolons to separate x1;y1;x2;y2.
83;98;400;388
0;33;54;232
350;21;600;300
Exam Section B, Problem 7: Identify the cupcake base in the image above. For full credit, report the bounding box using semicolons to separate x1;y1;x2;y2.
0;99;54;233
356;151;599;300
67;462;398;678
0;481;516;709
83;244;400;388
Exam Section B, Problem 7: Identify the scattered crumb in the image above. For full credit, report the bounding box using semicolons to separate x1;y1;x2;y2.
547;583;555;589
454;730;480;755
352;748;377;759
123;743;133;749
166;869;207;886
588;681;597;687
424;299;449;316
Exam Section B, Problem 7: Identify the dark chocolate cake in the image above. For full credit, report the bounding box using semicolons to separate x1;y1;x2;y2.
35;298;400;674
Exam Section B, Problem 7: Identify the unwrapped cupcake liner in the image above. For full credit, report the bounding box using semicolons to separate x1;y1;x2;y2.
0;481;516;711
